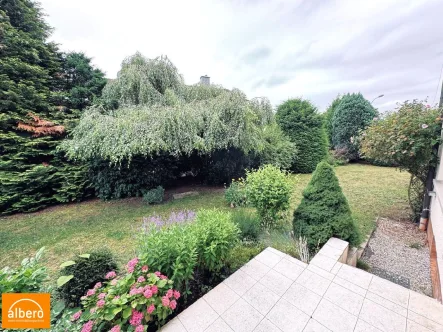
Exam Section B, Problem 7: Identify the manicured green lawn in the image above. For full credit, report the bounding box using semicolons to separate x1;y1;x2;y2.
0;164;410;276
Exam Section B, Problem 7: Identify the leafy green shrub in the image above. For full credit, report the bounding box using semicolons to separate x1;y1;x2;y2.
143;186;165;204
0;247;47;295
71;258;179;331
324;95;342;147
231;209;260;241
224;178;248;207
276;98;328;173
191;209;240;272
138;209;239;292
325;149;349;166
331;93;377;160
57;249;118;307
138;219;198;293
293;161;359;250
257;123;297;170
226;243;265;271
246;165;292;228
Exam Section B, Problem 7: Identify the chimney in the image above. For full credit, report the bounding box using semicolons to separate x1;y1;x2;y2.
200;75;210;85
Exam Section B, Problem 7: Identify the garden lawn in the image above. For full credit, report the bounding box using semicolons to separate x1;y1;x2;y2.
0;164;410;277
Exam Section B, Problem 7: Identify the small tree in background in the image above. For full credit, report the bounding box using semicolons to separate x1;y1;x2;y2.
331;93;377;160
276;98;328;173
361;100;442;221
293;161;359;250
324;94;342;147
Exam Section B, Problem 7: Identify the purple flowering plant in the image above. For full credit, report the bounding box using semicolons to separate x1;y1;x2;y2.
142;210;196;232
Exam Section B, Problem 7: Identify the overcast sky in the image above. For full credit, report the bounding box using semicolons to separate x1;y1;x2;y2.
41;0;443;112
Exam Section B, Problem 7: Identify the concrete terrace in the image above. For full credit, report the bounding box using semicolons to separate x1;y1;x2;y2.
161;238;443;332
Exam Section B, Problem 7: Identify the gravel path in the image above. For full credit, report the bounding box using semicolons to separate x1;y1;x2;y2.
361;217;432;296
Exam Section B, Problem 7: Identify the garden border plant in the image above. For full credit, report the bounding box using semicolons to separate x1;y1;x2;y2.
245;164;292;228
69;257;180;331
138;209;240;297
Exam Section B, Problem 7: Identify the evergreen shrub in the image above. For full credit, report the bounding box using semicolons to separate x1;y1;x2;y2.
143;186;165;204
276;98;327;173
331;93;377;160
293;161;359;250
57;249;118;307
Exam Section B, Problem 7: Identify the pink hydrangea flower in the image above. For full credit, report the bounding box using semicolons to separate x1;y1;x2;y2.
147;304;155;314
143;289;152;299
154;271;161;277
93;282;102;289
129;288;138;296
86;289;95;297
151;285;158;294
166;289;173;298
70;310;82;322
135;325;144;332
173;290;181;299
105;271;117;279
162;296;170;307
111;279;118;286
110;326;121;332
169;300;177;310
129;309;143;326
137;276;146;283
90;308;96;314
126;257;139;273
141;265;149;272
114;295;120;300
160;275;167;280
98;293;106;299
81;320;94;332
97;299;105;308
129;257;139;265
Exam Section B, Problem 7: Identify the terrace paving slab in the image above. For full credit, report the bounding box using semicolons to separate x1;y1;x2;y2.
162;241;443;332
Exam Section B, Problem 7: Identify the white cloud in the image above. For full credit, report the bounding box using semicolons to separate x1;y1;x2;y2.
41;0;443;111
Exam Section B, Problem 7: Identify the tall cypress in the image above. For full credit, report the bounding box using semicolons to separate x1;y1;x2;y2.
0;1;106;213
276;98;328;173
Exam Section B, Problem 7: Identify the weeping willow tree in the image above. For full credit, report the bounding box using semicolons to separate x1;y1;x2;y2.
61;53;295;198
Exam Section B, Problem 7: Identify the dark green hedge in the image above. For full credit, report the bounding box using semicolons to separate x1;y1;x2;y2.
276;98;327;173
331;93;377;160
324;95;342;147
57;249;118;307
